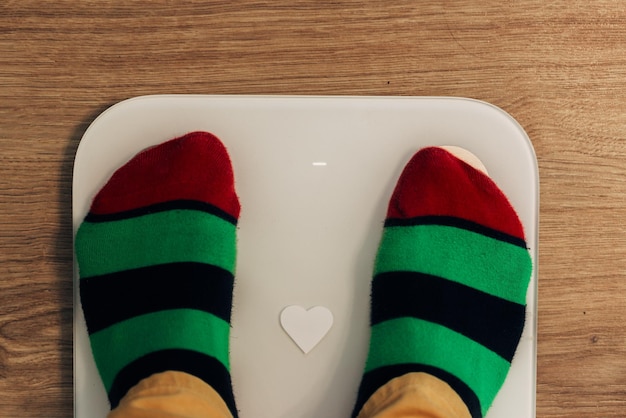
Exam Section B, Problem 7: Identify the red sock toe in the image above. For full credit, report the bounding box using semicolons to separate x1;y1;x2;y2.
89;131;240;221
386;147;524;241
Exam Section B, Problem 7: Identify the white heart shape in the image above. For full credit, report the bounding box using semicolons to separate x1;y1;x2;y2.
280;305;334;354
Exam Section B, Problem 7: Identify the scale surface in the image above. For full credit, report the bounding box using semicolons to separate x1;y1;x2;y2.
73;95;538;418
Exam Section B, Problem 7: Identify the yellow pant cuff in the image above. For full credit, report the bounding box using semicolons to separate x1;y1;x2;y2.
357;372;471;418
108;371;233;418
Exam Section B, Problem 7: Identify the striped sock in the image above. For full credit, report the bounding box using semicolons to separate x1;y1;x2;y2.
75;132;240;416
352;147;532;418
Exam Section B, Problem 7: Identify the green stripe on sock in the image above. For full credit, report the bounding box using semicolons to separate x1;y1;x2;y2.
90;308;230;392
75;210;237;277
365;317;510;415
374;224;531;304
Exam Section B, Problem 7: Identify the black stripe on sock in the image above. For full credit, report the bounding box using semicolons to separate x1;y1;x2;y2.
384;215;527;248
371;271;525;362
80;262;233;334
109;349;238;417
351;364;481;418
85;199;238;225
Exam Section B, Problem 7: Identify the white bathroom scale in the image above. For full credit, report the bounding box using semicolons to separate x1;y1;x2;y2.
73;95;538;418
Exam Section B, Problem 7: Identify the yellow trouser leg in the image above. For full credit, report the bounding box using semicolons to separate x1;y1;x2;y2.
109;370;470;418
357;372;472;418
108;371;233;418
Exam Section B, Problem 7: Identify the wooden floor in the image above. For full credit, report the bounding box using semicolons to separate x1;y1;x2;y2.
1;1;625;416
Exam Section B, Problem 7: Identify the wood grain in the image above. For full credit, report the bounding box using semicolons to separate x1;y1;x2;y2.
1;1;625;416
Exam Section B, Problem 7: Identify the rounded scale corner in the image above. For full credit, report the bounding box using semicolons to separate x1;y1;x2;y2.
452;96;539;210
457;98;537;164
73;95;180;168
